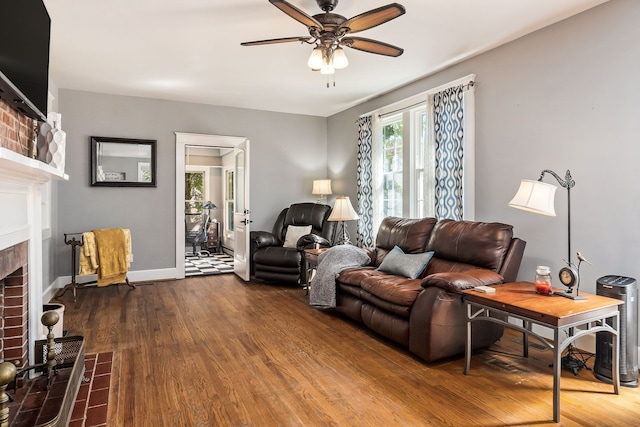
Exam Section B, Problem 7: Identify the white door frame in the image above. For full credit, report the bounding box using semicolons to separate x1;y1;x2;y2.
175;132;249;279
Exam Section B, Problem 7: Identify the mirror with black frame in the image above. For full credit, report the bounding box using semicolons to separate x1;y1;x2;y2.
90;136;157;187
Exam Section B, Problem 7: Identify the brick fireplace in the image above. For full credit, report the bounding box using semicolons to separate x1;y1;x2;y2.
0;241;29;367
1;97;67;367
0;97;36;157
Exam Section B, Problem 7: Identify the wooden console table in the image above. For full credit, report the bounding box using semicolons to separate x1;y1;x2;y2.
463;282;622;423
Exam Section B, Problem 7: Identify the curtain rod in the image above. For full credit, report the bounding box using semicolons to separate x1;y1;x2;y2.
356;80;475;123
378;100;426;119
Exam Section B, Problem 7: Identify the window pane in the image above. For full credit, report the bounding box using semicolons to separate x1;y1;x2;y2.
415;111;427;169
394;146;402;170
225;170;235;233
412;109;428;218
382;118;403;217
227;201;234;231
384;148;394;173
185;172;204;213
227;171;234;198
416;170;425;218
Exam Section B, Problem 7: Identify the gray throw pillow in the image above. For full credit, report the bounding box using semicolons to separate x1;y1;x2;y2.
283;225;312;248
376;245;434;279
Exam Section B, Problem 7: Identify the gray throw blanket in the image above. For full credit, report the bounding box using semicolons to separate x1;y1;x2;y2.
310;245;370;309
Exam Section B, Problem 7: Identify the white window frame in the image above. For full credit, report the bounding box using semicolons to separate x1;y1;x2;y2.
410;106;428;219
368;74;476;231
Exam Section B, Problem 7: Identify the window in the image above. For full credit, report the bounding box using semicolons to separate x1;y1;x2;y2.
378;105;428;219
368;74;475;231
224;169;234;234
185;171;204;213
382;115;403;217
185;166;210;214
412;108;428;219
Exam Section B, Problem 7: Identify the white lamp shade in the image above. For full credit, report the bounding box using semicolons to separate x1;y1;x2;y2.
328;196;359;221
307;47;323;70
508;179;557;216
333;47;348;69
312;179;332;195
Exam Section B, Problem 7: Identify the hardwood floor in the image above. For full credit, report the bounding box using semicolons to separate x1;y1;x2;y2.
59;275;640;426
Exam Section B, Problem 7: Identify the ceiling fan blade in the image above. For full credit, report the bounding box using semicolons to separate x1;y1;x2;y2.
342;37;404;57
340;3;406;34
269;0;324;29
241;36;312;46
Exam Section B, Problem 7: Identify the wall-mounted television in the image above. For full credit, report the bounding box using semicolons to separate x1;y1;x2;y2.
0;0;51;121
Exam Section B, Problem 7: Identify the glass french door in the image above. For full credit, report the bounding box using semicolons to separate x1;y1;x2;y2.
233;140;250;281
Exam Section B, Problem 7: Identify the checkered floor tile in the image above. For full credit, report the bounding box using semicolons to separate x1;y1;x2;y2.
185;253;235;276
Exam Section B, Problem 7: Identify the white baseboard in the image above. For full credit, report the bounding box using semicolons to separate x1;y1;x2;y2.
127;268;178;282
44;267;178;302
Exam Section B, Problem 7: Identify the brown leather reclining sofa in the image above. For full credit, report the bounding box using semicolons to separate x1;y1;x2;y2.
335;216;526;362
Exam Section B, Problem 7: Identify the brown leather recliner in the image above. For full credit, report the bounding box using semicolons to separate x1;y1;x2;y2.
251;203;337;285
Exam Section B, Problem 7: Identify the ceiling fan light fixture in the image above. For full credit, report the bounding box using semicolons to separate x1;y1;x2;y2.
332;47;348;69
320;62;335;75
307;46;324;69
242;0;406;85
319;47;336;75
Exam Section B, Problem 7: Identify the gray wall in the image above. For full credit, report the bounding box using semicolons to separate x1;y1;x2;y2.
54;0;639;294
56;91;327;276
42;78;60;293
328;0;640;294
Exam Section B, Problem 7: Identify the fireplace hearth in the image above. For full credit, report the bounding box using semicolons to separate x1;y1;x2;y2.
4;336;85;426
0;242;84;426
0;241;81;427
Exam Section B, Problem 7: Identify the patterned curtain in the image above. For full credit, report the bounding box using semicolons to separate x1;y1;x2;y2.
433;85;464;220
356;116;375;247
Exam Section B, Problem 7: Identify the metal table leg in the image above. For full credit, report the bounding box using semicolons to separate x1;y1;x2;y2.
553;328;561;422
464;301;472;375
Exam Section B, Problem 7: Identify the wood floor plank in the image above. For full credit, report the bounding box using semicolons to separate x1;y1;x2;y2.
59;275;640;426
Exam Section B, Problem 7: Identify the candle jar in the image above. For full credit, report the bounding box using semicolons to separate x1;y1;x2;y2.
535;265;553;295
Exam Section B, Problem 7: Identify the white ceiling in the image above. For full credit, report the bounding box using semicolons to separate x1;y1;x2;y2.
44;0;608;118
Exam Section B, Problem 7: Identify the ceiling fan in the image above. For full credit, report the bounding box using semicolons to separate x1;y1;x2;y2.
241;0;406;85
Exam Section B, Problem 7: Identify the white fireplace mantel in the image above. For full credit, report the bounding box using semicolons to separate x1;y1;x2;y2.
0;147;68;183
0;147;68;365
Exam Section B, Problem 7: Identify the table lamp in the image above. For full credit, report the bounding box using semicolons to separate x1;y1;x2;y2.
328;196;359;245
312;179;332;204
203;201;217;213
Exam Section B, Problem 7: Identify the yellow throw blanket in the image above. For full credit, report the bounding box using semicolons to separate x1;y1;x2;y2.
78;228;132;286
79;232;98;275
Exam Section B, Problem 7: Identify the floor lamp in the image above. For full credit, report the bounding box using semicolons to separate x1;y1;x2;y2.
508;169;586;300
328;196;359;245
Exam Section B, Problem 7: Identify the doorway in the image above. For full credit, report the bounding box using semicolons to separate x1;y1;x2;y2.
184;147;233;276
175;133;251;280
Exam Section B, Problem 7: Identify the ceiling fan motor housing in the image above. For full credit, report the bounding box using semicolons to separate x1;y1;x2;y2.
313;12;347;30
316;0;339;12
